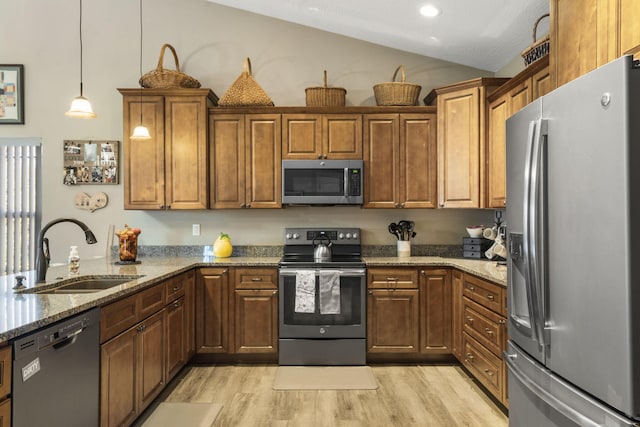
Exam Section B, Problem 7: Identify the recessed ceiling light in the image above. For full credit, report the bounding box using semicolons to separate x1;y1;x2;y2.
420;5;441;17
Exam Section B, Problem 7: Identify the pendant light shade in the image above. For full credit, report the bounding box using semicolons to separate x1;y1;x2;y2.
66;0;96;118
131;124;151;139
131;0;151;139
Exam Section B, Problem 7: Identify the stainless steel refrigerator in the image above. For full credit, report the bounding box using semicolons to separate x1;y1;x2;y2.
505;55;640;426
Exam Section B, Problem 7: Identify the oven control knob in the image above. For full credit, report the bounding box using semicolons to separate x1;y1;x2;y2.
346;233;352;239
338;233;345;240
319;327;326;334
293;233;300;239
352;232;358;240
286;233;293;239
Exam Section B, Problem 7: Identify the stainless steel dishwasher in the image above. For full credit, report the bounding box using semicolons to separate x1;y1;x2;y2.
12;307;100;427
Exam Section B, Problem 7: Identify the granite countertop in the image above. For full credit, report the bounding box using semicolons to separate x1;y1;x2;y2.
0;255;505;343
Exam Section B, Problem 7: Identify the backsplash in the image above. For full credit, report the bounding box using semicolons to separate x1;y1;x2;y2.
112;244;462;258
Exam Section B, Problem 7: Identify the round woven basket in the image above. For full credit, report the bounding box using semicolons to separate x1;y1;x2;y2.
305;70;346;107
373;65;421;106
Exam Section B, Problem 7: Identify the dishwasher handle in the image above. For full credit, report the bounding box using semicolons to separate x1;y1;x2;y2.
40;326;85;351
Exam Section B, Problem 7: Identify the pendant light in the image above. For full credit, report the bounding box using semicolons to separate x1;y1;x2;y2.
66;0;96;118
130;0;151;139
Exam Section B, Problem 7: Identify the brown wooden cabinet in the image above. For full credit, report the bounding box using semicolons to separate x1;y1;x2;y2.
100;272;197;427
451;269;464;360
550;0;640;89
100;306;166;427
165;270;194;374
363;112;437;208
367;268;420;353
0;345;10;427
282;113;363;159
233;268;278;354
458;272;508;407
419;268;452;355
209;113;281;209
196;268;230;353
425;78;509;208
119;88;217;210
486;57;550;208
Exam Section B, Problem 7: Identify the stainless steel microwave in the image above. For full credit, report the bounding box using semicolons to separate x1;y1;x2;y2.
282;159;363;205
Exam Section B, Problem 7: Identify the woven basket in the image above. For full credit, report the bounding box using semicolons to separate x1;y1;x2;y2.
373;65;421;106
218;58;274;107
305;70;346;107
139;44;201;89
522;14;550;67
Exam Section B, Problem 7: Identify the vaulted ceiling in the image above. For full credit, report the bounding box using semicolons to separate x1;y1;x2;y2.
205;0;550;72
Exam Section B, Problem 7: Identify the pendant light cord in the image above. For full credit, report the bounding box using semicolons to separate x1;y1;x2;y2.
139;0;144;124
79;0;84;96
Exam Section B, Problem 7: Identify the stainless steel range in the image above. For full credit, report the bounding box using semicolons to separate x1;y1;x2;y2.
278;227;366;365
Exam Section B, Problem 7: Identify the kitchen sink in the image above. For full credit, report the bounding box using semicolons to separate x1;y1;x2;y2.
20;275;145;294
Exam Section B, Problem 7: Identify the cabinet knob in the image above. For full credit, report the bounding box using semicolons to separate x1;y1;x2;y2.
318;154;323;159
466;316;474;324
467;285;475;291
400;203;405;208
484;327;493;336
272;290;277;295
484;369;495;377
439;202;445;208
172;286;180;292
246;203;251;208
251;277;263;281
166;205;171;209
499;319;506;325
395;203;400;208
487;294;495;301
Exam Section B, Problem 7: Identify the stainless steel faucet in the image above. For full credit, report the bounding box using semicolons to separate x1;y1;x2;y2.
35;218;98;282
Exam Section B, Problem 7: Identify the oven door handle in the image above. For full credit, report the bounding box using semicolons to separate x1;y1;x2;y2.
279;269;366;277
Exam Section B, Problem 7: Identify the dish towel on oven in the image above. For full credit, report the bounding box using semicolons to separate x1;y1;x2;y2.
319;270;341;314
295;270;316;313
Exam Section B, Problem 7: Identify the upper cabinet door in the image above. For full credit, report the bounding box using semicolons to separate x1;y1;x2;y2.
400;114;437;209
323;114;363;159
282;114;322;159
363;114;400;208
164;96;209;210
245;114;282;209
122;95;166;210
619;0;640;58
209;114;246;209
437;87;481;208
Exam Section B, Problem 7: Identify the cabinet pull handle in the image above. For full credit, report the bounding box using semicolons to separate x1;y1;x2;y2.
499;319;506;325
318;154;323;159
251;277;263;281
173;300;182;308
386;277;398;281
466;353;474;361
172;286;180;292
484;369;495;377
272;290;277;295
468;285;475;291
466;316;474;324
484;327;493;335
487;294;495;301
166;205;171;209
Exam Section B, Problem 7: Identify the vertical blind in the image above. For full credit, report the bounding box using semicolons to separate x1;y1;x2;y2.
0;138;42;275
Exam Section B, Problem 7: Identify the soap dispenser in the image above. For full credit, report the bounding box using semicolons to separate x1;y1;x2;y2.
68;246;80;276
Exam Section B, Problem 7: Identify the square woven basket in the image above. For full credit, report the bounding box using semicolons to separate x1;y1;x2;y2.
305;70;346;107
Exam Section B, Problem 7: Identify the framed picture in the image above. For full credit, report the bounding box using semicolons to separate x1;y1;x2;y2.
63;140;119;185
0;64;24;124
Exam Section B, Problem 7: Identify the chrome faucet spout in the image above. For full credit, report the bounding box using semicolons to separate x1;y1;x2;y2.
35;218;98;283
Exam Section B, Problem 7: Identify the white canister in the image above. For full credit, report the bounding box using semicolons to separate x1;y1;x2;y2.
397;241;411;258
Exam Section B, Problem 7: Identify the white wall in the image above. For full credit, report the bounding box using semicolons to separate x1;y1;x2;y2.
1;0;496;263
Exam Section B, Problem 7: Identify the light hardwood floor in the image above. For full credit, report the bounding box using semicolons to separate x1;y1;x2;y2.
143;364;508;427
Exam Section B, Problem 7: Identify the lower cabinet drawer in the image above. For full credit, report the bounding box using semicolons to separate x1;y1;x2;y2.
462;297;505;357
462;332;503;399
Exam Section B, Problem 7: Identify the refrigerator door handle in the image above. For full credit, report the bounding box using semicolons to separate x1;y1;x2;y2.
528;118;549;350
505;352;603;427
521;120;542;344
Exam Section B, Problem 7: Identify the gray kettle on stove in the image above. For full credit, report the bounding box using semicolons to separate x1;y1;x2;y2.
313;235;333;262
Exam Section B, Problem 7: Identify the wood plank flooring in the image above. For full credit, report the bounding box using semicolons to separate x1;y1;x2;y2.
148;364;508;426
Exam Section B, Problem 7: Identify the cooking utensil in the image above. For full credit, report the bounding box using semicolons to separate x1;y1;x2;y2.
388;223;401;240
312;235;333;261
